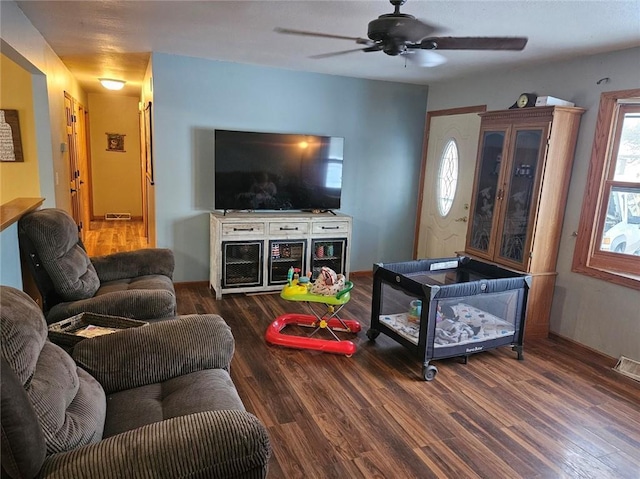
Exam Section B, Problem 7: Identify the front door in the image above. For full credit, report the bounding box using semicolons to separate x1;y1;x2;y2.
415;107;485;259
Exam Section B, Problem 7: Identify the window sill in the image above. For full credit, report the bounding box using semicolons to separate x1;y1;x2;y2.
572;263;640;290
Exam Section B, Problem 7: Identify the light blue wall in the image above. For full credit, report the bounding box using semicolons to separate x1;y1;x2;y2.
151;53;428;281
0;224;23;289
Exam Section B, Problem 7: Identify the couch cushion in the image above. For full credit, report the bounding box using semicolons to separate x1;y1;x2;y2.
45;287;177;324
45;275;177;324
30;343;106;453
1;356;46;479
20;209;100;301
103;368;245;438
1;287;106;456
0;286;49;385
94;274;175;296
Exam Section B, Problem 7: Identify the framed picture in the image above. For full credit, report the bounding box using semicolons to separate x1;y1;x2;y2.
0;109;24;162
106;133;126;152
144;101;154;183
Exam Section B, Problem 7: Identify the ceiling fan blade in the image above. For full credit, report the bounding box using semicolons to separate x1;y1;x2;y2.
274;27;372;45
387;17;438;42
420;36;528;51
310;47;374;59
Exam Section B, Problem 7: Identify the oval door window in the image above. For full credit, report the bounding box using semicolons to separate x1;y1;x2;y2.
436;138;459;216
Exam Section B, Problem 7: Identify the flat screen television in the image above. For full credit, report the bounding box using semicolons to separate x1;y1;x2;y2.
214;129;344;211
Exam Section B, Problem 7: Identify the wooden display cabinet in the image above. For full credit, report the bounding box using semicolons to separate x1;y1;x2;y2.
464;106;585;339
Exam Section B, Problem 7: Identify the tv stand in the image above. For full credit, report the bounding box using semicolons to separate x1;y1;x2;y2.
222;209;255;216
209;211;352;299
302;209;337;215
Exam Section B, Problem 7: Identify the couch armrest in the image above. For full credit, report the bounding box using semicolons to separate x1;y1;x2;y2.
91;248;174;282
39;410;271;479
72;315;235;394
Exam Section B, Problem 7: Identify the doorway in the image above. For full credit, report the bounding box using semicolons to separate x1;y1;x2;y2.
66;93;148;255
64;92;90;241
415;106;486;259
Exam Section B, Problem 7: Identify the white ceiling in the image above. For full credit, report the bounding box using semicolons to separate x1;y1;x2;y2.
14;0;640;96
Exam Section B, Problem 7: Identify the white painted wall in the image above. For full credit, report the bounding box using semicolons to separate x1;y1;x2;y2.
151;53;428;283
426;46;640;361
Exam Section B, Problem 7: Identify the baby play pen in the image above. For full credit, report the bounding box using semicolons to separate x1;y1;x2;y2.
368;257;531;381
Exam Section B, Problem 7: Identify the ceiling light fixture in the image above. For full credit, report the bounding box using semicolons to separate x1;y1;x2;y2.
99;78;126;90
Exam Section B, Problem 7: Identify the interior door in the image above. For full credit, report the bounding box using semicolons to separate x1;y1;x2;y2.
415;107;484;259
64;93;82;236
77;105;91;236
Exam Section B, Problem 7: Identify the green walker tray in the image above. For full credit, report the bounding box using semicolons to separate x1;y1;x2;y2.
280;280;354;304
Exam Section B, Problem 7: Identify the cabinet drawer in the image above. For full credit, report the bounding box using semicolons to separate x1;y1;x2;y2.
268;222;309;235
312;221;350;235
222;222;265;237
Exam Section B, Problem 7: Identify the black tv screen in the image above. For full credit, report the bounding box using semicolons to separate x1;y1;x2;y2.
214;130;344;211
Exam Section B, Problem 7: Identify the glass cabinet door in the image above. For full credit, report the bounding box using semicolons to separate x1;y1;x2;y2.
310;238;347;280
268;240;306;285
222;241;263;288
496;129;544;267
468;130;506;256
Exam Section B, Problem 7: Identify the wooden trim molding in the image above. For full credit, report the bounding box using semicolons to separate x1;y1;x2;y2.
349;270;373;278
572;88;640;290
174;281;209;289
0;197;44;232
548;332;617;367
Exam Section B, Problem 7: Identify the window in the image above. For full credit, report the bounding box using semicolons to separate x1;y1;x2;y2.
324;160;342;188
436;139;459;216
324;137;343;188
573;89;640;289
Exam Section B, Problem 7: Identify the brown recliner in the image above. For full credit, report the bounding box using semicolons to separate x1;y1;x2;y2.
18;208;176;323
0;286;271;478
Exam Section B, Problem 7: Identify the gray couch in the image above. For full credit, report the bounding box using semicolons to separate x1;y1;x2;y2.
0;286;271;478
19;208;177;324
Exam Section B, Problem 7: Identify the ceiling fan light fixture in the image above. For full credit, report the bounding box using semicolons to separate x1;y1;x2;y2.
411;50;446;67
99;78;126;90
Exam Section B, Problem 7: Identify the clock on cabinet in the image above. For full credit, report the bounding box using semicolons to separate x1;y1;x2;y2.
509;93;537;109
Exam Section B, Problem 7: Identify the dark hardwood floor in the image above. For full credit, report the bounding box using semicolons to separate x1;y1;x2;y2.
176;279;640;479
89;220;640;477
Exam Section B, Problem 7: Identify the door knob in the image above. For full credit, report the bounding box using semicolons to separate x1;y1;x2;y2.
454;216;468;222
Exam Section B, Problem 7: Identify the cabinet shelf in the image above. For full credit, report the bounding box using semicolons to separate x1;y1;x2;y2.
226;258;257;265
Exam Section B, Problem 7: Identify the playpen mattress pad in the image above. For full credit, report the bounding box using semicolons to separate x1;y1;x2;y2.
379;302;515;347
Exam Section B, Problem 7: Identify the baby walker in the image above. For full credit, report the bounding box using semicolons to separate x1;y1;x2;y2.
265;267;361;356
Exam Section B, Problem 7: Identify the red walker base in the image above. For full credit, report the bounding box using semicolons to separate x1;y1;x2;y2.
265;313;361;356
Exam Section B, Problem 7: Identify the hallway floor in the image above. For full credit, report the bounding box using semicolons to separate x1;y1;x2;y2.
83;220;147;256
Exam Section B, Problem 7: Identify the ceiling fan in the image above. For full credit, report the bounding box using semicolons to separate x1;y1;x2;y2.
275;0;527;67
